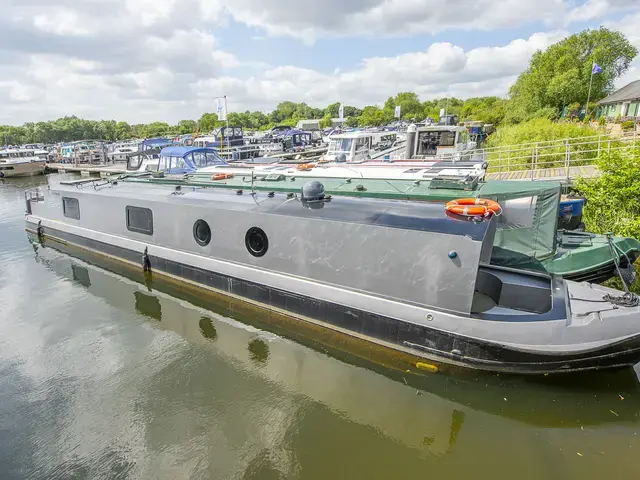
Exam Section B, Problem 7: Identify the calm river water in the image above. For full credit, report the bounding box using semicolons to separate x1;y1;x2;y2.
1;174;640;480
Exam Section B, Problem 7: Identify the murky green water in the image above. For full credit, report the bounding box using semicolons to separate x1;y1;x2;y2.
2;174;640;480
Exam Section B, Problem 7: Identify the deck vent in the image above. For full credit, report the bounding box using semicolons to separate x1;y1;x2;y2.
301;181;325;202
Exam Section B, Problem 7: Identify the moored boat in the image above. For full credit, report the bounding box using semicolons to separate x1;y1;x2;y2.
24;178;640;374
0;149;46;177
124;173;640;284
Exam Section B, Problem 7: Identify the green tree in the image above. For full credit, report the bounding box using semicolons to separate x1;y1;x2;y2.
116;121;133;139
273;101;297;121
140;122;171;138
384;92;423;120
345;116;360;128
198;113;219;133
324;102;341;118
176;120;197;134
359;106;391;126
318;114;333;129
507;27;637;124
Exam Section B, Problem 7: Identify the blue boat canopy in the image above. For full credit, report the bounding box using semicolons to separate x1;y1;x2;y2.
159;146;227;173
140;138;174;151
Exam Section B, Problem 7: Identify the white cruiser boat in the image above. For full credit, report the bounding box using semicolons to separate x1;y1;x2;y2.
322;131;403;162
0;149;46;177
108;141;140;163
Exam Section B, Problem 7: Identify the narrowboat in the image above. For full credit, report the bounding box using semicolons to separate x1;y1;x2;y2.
24;178;640;374
124;173;640;284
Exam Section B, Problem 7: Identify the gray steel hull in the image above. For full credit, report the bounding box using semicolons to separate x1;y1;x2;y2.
26;221;640;375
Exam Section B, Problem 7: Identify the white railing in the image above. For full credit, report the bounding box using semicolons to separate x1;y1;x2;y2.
477;132;640;182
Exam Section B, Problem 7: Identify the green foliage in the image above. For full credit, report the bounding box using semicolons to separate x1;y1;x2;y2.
139;122;171;138
575;149;640;239
318;115;332;129
176;120;197;135
459;97;507;124
598;115;605;126
621;120;635;131
345;116;360;128
359;106;392;126
198;113;219;133
422;97;464;122
615;114;621;124
507;27;637;124
487;118;594;148
383;92;423;121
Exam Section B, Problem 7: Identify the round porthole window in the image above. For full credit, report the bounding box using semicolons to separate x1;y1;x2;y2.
193;219;211;246
245;227;268;257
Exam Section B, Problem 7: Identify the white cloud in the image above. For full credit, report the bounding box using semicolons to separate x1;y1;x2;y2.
190;31;566;114
225;0;566;43
0;0;636;124
604;11;640;89
566;0;638;23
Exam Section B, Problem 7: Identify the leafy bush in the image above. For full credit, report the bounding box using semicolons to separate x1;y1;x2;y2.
574;149;640;239
487;118;595;148
598;116;605;126
615;114;621;124
621;120;636;131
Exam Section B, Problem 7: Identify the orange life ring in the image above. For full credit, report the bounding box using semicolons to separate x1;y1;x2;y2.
296;163;314;171
212;173;233;180
445;198;502;217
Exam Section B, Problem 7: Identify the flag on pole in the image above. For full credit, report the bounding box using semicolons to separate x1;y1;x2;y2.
338;103;344;120
394;105;401;118
214;97;227;121
592;62;602;75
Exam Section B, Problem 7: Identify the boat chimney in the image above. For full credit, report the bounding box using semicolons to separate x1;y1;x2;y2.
405;124;417;159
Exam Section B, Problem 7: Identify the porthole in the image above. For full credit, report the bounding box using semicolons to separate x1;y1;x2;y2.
193;219;211;246
245;227;268;257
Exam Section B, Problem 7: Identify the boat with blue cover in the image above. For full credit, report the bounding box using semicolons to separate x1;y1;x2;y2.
24;177;640;374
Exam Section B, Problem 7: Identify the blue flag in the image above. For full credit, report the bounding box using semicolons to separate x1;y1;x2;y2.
592;62;602;74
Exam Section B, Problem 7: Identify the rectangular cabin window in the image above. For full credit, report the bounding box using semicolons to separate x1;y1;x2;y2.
126;206;153;235
62;197;80;220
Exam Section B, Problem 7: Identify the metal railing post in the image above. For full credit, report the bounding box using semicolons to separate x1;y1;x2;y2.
531;143;537;181
597;135;601;158
565;139;570;184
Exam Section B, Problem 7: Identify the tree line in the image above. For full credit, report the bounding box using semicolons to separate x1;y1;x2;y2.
0;96;507;145
0;27;636;145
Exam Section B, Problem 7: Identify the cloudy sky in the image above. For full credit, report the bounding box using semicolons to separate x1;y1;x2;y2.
0;0;639;125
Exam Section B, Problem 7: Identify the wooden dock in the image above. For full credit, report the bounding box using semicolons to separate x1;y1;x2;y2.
46;163;127;177
486;165;599;182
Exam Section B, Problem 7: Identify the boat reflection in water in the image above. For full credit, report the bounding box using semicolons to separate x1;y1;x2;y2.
29;233;640;446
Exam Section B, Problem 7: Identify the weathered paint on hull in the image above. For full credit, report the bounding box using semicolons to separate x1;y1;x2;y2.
26;222;640;376
0;161;46;177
